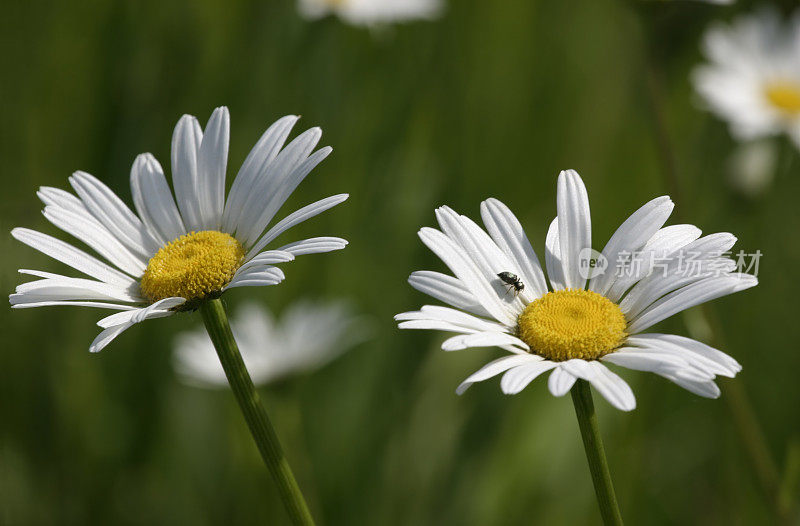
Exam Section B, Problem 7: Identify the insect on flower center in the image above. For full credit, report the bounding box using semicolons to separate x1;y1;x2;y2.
764;81;800;116
140;231;244;307
517;289;627;362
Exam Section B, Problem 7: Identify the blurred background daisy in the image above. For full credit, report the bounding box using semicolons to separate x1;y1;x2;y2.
173;299;369;388
298;0;444;26
2;0;799;525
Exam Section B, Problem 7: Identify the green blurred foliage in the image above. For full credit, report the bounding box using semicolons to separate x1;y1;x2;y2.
2;0;799;525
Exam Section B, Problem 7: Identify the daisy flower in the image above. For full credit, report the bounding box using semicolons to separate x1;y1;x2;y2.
174;299;368;388
693;8;800;147
395;170;757;411
297;0;443;26
10;107;348;353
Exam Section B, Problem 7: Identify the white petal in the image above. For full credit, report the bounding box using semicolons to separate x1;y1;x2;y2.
456;354;543;394
223;115;300;232
171;114;204;231
11;228;136;288
43;206;146;276
13;270;141;303
89;298;182;353
480;198;548;298
500;360;559;394
589;196;674;295
276;236;348;256
545;217;565;290
436;206;529;310
245;194;349;259
659;373;721;398
196;107;229;229
441;331;529;352
37;186;90;217
225;267;285;289
548;366;578;396
97;297;184;328
628;274;758;333
626;333;741;377
236;128;325;245
10;300;137;310
419;227;517;326
69;171;155;257
236;250;295;274
556;170;592;290
407;271;490;317
395;305;510;333
560;360;636;411
130;153;186;245
619;258;737;318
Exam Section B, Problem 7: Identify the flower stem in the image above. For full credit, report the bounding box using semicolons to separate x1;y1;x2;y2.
571;380;624;526
199;298;315;526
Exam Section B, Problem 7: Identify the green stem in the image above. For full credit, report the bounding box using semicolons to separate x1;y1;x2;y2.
199;298;316;526
571;380;624;526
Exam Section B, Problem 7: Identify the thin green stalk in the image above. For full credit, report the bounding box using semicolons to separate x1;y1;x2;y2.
199;298;315;526
571;380;624;526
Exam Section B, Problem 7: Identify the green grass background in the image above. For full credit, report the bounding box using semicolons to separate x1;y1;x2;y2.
2;0;799;524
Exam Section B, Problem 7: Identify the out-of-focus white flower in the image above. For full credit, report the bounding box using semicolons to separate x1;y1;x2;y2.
727;141;777;196
174;300;368;387
693;8;800;147
298;0;443;26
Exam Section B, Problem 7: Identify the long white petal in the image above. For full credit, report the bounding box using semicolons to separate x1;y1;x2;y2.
276;237;347;256
236;128;324;245
441;332;528;352
500;360;559;394
245;194;349;259
90;298;183;353
11;228;136;288
560;360;636;411
9;300;136;310
556;170;592;290
628;274;757;333
548;366;578;396
196;107;229;229
437;206;529;309
395;305;509;333
418;227;516;326
456;354;543;394
223;115;300;232
408;271;490;317
544;217;565;290
171;114;203;231
69;171;155;257
130;153;186;246
42;206;146;276
589;196;674;295
480;198;548;298
626;333;741;377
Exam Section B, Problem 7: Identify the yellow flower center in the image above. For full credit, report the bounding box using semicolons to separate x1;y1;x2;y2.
140;231;244;308
764;81;800;115
517;289;627;362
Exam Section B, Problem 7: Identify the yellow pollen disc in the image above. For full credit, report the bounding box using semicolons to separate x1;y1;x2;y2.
517;289;627;362
764;81;800;115
140;231;244;306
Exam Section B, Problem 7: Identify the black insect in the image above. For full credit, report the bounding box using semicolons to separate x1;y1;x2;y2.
497;271;524;296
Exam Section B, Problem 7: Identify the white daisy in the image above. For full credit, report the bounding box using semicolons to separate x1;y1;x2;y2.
298;0;443;26
173;299;368;388
10;107;348;353
693;8;800;147
395;170;757;411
